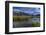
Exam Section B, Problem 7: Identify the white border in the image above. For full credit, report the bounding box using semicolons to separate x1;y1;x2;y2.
9;3;43;32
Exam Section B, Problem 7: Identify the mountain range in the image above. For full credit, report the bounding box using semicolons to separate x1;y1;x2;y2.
13;11;40;16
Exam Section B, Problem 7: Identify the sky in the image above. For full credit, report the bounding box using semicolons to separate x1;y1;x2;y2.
13;7;40;15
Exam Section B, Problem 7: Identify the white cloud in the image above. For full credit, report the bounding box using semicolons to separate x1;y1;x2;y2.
13;9;21;12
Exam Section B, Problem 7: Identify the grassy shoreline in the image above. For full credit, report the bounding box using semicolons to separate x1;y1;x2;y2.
13;16;31;22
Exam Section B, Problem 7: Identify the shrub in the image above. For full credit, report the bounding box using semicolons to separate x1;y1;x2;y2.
32;22;40;27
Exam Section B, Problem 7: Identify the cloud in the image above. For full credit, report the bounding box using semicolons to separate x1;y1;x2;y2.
13;9;21;12
13;7;40;15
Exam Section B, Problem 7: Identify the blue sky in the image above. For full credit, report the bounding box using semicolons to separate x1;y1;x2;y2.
13;7;40;15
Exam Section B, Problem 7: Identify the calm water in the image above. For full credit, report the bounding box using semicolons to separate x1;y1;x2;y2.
32;18;40;22
13;18;40;28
